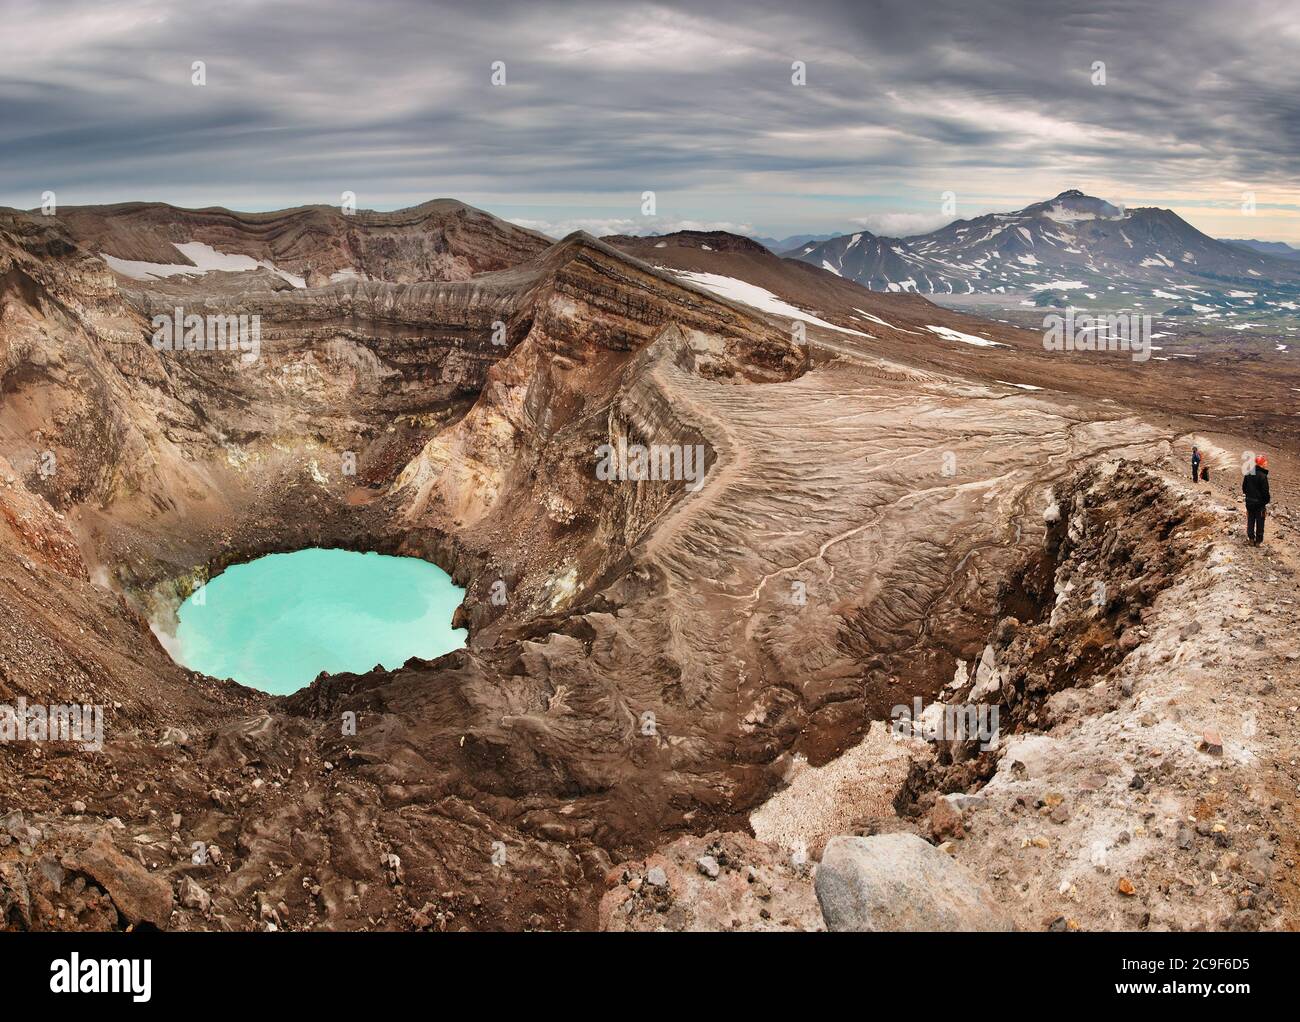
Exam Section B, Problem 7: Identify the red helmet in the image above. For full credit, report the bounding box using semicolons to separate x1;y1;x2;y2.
1256;455;1269;469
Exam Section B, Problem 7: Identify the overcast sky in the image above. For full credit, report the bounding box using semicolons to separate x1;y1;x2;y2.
3;0;1299;242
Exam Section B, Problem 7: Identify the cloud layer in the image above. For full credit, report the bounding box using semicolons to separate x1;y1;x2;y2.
3;0;1299;240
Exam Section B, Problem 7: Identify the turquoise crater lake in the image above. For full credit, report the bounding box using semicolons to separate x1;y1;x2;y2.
173;548;467;695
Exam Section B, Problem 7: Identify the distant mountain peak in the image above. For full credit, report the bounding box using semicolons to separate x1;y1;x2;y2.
786;190;1300;298
1025;191;1124;221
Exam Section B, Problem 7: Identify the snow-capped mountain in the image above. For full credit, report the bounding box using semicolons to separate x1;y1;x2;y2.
787;191;1300;304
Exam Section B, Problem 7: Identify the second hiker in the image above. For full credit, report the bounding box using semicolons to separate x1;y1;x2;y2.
1242;455;1271;545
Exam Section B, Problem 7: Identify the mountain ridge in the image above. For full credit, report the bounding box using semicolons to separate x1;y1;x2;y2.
1222;237;1300;260
786;190;1300;300
39;198;555;287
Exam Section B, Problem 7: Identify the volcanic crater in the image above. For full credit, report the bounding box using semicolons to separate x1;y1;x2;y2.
2;199;1297;931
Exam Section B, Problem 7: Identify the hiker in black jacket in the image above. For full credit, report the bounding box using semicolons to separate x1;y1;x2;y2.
1191;445;1202;483
1242;455;1271;545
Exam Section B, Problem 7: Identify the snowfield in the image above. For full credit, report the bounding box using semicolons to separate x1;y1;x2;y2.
101;241;307;288
671;270;872;338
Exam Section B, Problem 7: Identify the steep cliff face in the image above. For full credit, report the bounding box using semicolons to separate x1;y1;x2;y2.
393;234;806;621
0;215;259;730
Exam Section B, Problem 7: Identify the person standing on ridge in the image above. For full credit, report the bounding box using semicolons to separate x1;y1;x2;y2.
1191;445;1201;483
1242;455;1270;545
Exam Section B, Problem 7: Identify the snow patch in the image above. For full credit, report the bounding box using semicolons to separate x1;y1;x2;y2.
671;270;871;338
925;325;1008;348
1027;280;1087;291
102;241;306;288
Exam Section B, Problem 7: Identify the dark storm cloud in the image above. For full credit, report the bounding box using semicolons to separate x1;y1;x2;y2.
1;0;1297;236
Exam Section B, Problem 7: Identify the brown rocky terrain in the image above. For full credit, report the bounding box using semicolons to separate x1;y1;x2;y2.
1;203;1295;932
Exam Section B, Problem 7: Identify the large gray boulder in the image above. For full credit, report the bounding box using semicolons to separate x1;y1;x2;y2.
815;833;1015;931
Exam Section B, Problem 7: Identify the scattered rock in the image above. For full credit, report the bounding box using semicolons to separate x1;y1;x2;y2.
600;832;821;932
179;876;210;913
929;796;966;841
943;793;987;812
159;727;190;748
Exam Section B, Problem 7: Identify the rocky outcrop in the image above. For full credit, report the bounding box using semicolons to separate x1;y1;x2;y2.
886;459;1300;932
65;834;174;928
